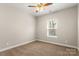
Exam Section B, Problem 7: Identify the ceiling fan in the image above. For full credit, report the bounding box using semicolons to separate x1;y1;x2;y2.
28;3;53;13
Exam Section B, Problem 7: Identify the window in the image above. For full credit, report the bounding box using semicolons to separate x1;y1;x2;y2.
47;19;57;37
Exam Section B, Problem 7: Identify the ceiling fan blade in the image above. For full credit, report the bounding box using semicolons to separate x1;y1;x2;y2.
28;5;36;7
44;3;53;6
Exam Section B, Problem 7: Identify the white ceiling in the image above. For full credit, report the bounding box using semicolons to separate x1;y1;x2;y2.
12;3;77;16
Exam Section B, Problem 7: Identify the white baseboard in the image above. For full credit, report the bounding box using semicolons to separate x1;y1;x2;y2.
0;40;35;52
38;39;77;49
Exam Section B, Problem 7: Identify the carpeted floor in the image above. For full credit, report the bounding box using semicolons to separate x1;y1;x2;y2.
0;41;78;56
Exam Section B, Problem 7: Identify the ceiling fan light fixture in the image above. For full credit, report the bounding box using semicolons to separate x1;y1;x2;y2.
28;3;53;13
37;6;44;11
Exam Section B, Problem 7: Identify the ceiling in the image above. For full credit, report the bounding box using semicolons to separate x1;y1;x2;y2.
12;3;77;16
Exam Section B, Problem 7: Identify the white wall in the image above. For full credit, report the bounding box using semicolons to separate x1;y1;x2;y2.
0;4;35;50
78;4;79;50
36;6;78;48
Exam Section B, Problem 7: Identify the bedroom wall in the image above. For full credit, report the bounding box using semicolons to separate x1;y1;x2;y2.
36;6;78;48
0;4;35;51
78;4;79;50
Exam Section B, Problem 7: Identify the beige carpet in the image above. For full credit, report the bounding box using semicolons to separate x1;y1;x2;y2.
0;41;78;56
